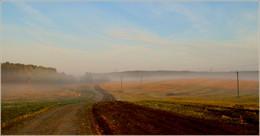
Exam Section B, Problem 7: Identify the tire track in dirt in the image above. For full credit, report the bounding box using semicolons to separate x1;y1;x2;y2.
91;101;259;135
94;85;116;101
1;84;115;135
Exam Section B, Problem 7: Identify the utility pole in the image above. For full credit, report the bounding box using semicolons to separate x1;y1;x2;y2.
121;76;123;91
28;73;31;85
236;71;240;97
140;74;142;89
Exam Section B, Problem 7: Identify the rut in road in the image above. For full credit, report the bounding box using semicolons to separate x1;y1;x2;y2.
1;85;115;135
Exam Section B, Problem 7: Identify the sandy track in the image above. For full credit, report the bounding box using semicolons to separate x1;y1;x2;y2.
2;102;90;135
1;84;115;135
92;101;259;135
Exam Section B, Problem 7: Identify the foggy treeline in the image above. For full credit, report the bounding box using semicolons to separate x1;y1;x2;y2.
1;62;110;84
1;62;75;84
1;62;258;84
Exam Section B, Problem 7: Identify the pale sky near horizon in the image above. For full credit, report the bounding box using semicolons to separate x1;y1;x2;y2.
2;1;259;76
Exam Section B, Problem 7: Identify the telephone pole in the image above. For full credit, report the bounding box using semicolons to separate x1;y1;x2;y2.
28;72;32;85
121;76;123;91
236;71;240;97
140;74;142;89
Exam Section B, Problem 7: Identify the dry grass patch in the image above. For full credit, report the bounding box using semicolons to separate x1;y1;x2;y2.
100;78;259;102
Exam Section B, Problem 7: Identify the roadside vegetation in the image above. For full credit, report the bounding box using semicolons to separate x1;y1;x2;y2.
134;99;258;125
1;83;95;129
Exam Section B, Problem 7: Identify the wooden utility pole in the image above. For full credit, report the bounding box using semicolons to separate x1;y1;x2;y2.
121;76;123;91
28;73;31;84
236;71;240;97
140;75;142;89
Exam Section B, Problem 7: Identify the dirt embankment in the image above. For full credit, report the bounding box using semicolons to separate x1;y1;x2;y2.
91;101;259;135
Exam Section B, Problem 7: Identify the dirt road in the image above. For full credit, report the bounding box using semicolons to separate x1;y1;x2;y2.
1;85;115;135
92;101;259;135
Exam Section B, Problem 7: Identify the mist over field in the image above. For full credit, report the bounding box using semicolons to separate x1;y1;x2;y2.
104;71;259;82
2;62;258;85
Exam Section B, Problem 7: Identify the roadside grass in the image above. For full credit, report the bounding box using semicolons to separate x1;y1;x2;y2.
2;96;94;121
134;99;259;125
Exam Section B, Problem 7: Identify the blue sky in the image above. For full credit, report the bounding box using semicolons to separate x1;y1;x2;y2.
2;1;259;76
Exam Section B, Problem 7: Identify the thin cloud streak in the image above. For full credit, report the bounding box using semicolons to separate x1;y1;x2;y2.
106;28;258;63
12;1;53;25
161;2;210;33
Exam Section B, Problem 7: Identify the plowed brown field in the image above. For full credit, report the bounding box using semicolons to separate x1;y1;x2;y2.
91;101;259;135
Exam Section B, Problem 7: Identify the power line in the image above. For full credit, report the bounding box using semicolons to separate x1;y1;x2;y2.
183;59;259;71
189;63;258;72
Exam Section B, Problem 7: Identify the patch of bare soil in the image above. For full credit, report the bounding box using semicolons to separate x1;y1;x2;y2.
91;101;259;135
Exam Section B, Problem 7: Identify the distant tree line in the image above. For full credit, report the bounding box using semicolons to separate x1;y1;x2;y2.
1;62;75;84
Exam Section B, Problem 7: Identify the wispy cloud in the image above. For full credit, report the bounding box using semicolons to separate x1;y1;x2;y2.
163;3;208;25
12;2;53;25
106;27;258;64
106;29;203;51
161;2;210;33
